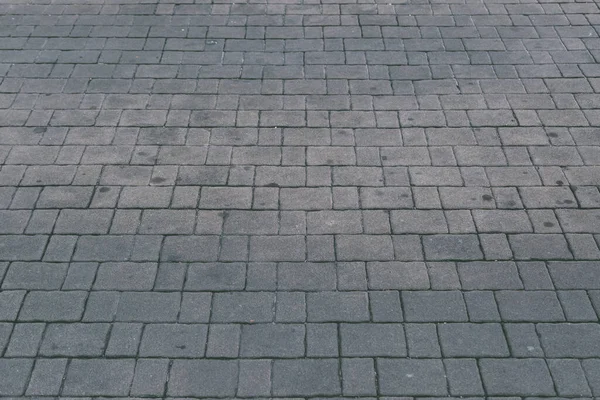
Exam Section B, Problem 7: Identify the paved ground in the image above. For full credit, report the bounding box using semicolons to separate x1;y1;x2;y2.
1;0;600;396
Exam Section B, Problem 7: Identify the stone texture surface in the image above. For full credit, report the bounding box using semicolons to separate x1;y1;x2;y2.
0;0;599;396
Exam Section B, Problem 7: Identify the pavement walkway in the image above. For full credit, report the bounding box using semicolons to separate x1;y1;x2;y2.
1;0;600;396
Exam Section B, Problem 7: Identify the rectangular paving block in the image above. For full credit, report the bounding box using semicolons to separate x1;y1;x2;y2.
307;291;370;322
168;360;238;397
377;359;447;396
272;359;341;396
63;359;135;396
139;323;208;357
479;359;555;396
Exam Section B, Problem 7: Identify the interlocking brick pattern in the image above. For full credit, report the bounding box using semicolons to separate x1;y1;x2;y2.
1;0;600;396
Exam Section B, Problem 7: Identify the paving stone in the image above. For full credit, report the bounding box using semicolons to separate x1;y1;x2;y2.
378;359;447;396
131;359;169;396
445;358;485;396
93;262;157;290
336;234;394;261
496;291;565;321
457;261;523;289
342;358;377;396
341;323;406;356
105;322;143;356
538;323;600;357
19;291;87;321
40;323;109;356
2;262;67;290
423;234;483;260
26;358;68;396
479;359;555;396
278;262;337;290
116;292;180;322
307;291;369;322
0;359;34;396
185;262;246;290
548;261;600;289
366;261;429;289
139;323;208;357
272;359;341;396
439;323;509;357
548;359;592;397
168;360;238;397
403;291;468;322
212;292;275;323
241;323;304;357
63;359;135;396
238;359;272;397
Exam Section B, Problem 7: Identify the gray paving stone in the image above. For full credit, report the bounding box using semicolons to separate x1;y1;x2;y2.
116;292;180;322
439;323;509;357
479;359;555;396
548;261;600;289
341;323;406;356
403;291;468;322
168;360;238;397
238;359;272;397
131;359;169;397
378;359;447;396
93;262;157;290
63;359;135;396
40;323;109;356
278;262;337;290
538;323;600;357
342;358;377;396
26;358;68;396
457;261;523;289
496;291;565;322
307;291;369;322
185;262;245;290
423;234;483;260
366;261;429;289
139;323;208;357
548;359;592;397
272;359;341;396
0;359;34;396
241;323;304;357
2;262;67;290
509;234;573;260
19;291;87;321
212;292;275;322
0;235;47;261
